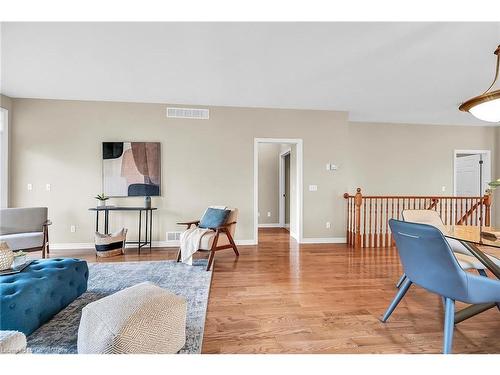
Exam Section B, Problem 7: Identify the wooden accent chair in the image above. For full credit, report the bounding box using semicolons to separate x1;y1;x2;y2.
176;208;239;271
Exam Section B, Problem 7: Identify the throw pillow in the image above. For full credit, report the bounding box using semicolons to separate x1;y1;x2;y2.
199;208;231;229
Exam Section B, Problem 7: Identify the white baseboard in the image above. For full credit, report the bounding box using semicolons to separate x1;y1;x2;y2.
50;239;257;250
300;237;347;244
258;223;281;228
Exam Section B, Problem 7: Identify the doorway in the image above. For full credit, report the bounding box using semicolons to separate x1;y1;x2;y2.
279;150;291;229
454;150;491;197
254;138;303;244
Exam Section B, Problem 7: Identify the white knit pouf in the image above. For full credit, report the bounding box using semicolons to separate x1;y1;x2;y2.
0;331;29;354
77;282;187;354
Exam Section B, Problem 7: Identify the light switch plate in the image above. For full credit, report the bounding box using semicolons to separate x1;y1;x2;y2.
70;225;76;233
309;185;318;191
27;183;33;191
46;184;51;191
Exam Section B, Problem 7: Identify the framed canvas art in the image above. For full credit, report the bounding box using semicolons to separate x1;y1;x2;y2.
102;142;161;197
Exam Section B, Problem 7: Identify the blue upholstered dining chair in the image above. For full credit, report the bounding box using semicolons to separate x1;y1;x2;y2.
381;219;500;354
394;209;500;289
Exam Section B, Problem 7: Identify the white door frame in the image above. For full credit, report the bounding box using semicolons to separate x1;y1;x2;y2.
453;149;491;196
0;108;8;208
279;148;291;228
254;138;303;244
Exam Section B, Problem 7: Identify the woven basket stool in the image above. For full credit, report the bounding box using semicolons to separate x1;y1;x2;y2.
77;282;187;354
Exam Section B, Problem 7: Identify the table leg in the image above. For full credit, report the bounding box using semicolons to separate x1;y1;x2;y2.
96;211;99;232
104;210;109;235
454;303;497;324
453;240;500;323
149;209;153;253
145;209;149;251
138;210;142;254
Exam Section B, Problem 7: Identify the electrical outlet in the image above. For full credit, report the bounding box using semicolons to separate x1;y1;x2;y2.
267;212;271;217
46;184;51;191
309;185;318;191
70;225;76;233
326;163;331;171
326;222;331;229
27;183;33;191
442;186;446;192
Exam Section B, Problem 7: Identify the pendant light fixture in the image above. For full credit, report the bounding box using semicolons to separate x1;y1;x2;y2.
459;45;500;122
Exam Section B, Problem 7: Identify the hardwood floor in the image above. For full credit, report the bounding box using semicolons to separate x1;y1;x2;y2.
46;228;500;354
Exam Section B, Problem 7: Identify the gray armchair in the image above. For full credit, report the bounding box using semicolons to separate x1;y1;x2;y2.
0;207;51;258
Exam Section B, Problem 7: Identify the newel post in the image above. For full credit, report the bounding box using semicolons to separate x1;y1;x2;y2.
354;188;362;248
484;193;492;227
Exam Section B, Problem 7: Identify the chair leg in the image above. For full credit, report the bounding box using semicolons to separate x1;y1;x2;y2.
176;248;182;262
381;278;412;322
226;232;239;256
443;297;455;354
207;251;215;271
395;273;407;288
477;269;488;277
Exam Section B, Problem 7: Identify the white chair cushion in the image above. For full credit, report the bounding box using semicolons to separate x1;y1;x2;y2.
77;282;186;354
0;232;44;251
199;231;231;250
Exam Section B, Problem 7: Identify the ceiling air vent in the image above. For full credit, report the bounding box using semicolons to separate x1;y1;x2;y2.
166;107;209;120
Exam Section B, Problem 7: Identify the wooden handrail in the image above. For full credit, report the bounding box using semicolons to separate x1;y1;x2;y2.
344;188;492;249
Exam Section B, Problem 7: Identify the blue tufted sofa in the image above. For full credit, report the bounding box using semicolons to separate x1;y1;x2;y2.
0;258;88;335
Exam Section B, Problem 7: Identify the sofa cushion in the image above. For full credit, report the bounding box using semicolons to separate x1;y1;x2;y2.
199;208;230;229
0;258;89;335
0;232;44;251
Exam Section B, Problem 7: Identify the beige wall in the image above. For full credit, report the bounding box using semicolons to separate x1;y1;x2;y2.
7;97;498;245
348;122;497;196
258;143;280;224
10;98;350;244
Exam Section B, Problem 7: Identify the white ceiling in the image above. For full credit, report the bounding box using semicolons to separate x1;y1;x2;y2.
1;22;500;126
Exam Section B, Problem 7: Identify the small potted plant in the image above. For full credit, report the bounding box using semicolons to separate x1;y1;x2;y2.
95;193;110;207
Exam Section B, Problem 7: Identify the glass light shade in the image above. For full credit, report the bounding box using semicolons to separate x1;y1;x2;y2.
468;97;500;122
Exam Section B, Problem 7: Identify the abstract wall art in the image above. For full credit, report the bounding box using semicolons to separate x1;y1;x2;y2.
102;142;161;197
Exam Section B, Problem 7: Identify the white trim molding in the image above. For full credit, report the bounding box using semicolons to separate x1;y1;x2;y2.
258;223;281;228
0;108;8;208
300;237;347;244
50;239;257;250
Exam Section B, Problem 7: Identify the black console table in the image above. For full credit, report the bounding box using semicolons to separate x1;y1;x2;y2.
88;206;157;254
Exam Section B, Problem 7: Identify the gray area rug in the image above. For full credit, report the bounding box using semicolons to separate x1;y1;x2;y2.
27;259;212;354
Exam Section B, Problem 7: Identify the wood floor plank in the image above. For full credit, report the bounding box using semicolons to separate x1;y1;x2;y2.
45;228;500;354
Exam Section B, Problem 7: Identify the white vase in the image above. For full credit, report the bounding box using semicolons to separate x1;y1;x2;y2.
0;241;14;271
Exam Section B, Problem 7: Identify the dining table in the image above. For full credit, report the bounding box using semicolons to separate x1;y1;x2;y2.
443;225;500;323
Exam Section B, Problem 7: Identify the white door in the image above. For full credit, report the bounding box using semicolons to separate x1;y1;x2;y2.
455;154;481;196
